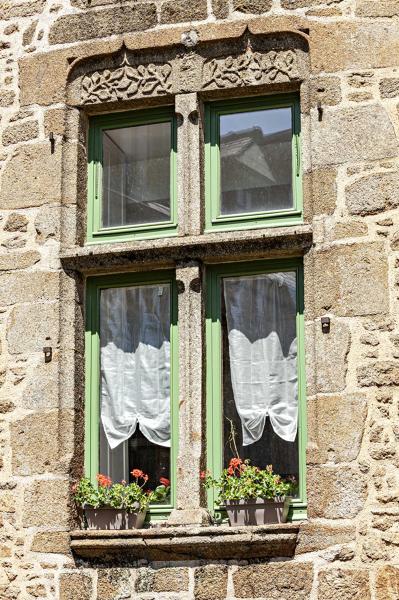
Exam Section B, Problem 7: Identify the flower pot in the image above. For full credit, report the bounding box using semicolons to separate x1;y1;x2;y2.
224;497;290;526
84;507;146;530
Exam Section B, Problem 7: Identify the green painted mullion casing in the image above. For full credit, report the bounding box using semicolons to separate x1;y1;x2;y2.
84;270;179;518
205;259;307;521
87;107;178;244
205;94;303;232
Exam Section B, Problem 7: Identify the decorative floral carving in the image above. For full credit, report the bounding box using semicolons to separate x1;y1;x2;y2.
81;55;172;104
202;49;296;89
80;48;298;104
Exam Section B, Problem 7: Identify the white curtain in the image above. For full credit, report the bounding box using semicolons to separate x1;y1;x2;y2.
223;272;298;445
100;284;171;450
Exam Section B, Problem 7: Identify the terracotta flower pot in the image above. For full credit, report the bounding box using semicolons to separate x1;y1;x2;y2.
84;507;146;530
224;497;290;526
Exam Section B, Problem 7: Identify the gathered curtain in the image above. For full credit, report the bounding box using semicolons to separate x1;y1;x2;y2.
100;284;171;450
223;272;298;446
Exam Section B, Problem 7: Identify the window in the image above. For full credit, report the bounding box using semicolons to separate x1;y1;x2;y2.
85;271;179;517
85;94;307;522
205;95;302;231
206;260;307;520
87;107;177;243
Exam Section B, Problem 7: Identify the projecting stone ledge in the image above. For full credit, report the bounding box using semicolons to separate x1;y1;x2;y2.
70;523;299;562
60;225;313;274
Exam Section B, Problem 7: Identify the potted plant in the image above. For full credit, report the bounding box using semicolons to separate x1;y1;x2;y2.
201;459;295;526
73;470;170;530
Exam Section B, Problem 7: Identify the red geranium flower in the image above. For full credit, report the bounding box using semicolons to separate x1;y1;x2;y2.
159;477;170;487
229;457;242;470
131;468;145;479
97;474;112;487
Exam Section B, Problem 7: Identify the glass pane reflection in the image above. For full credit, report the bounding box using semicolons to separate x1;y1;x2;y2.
102;121;171;228
220;108;293;216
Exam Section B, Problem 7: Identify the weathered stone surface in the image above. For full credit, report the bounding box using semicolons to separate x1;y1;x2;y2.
7;302;59;355
136;567;189;593
71;0;121;6
356;0;399;17
232;0;273;13
11;411;63;476
31;531;70;554
307;167;337;216
0;144;61;209
153;568;189;592
306;320;350;394
346;172;399;216
44;109;66;137
0;0;45;20
2;120;39;146
35;206;60;243
49;5;157;45
0;272;59;306
194;565;228;600
0;490;16;513
22;20;37;46
4;214;28;233
312;106;397;166
97;569;131;600
358;361;399;387
311;243;388;317
212;0;229;18
311;23;399;72
376;566;399;600
23;480;69;527
161;0;208;23
23;361;59;410
307;394;367;464
282;0;343;7
0;90;15;107
318;568;370;600
233;563;313;598
309;76;342;107
307;466;367;518
380;78;399;98
331;221;368;239
296;522;356;554
0;251;40;271
59;573;93;600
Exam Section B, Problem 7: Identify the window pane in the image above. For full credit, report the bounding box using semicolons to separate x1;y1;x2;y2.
222;272;298;490
220;108;293;216
99;284;171;501
102;122;171;228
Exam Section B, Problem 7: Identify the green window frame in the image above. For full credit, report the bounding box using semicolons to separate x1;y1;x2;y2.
87;107;178;244
85;270;179;519
205;259;307;521
204;94;302;232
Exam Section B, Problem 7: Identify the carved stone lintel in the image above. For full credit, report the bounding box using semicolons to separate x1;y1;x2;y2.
79;43;302;105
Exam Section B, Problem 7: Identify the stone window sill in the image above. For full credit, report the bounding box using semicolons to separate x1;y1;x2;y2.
60;225;313;274
70;523;299;561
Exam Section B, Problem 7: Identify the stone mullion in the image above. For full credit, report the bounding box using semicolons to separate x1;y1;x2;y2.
168;259;210;526
175;92;202;237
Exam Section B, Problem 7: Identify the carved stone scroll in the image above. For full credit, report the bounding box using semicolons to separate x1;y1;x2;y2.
81;55;172;104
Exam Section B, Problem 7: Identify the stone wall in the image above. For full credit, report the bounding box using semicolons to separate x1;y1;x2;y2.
0;0;398;599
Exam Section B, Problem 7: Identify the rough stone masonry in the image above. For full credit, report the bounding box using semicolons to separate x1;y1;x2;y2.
0;0;399;599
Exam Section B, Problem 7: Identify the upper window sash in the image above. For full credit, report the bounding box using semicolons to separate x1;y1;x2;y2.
205;95;302;232
87;107;178;244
